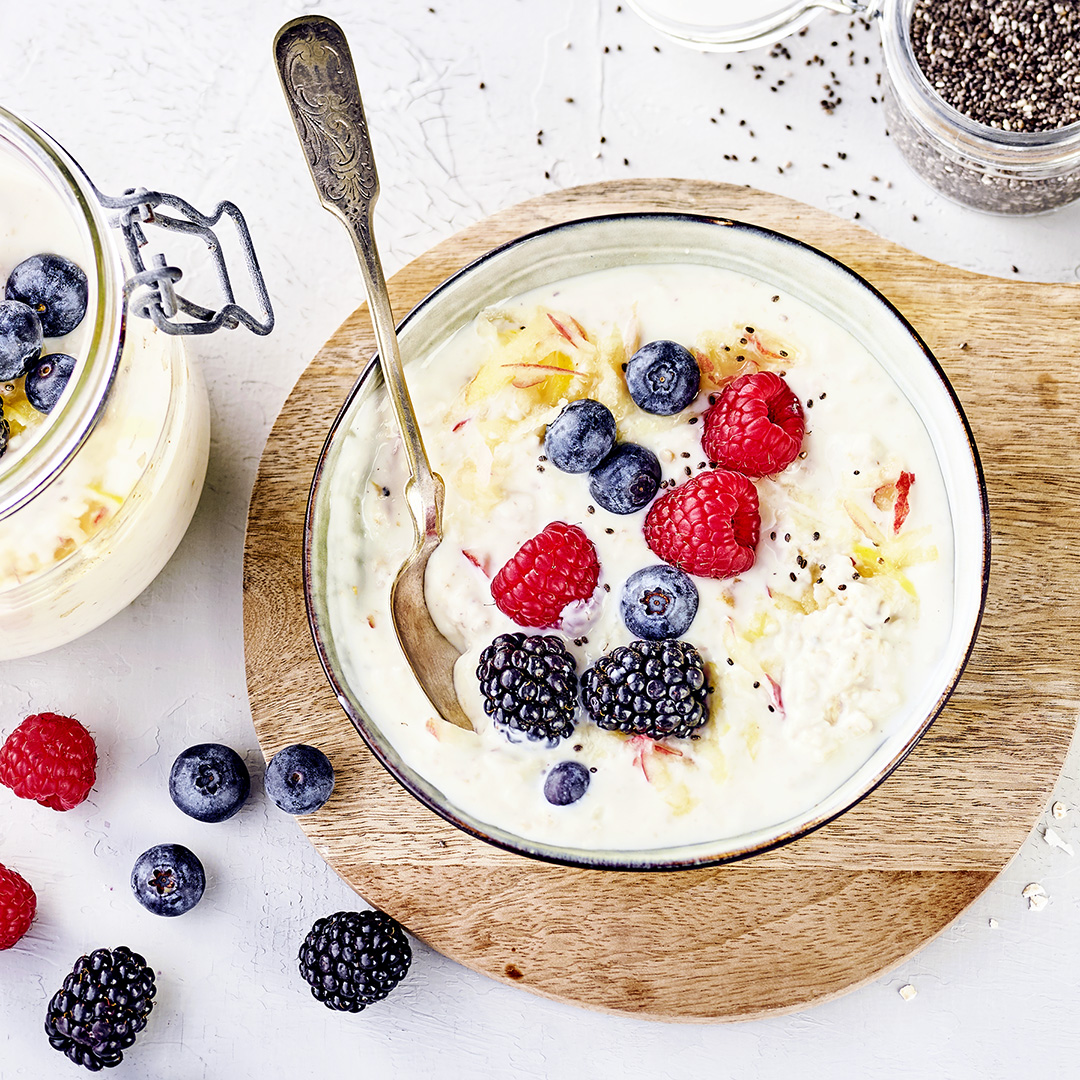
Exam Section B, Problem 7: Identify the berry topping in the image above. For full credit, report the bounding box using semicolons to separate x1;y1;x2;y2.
0;863;36;950
25;352;77;413
543;760;590;805
544;398;617;473
265;744;335;815
0;400;9;459
625;339;701;415
581;639;711;740
644;469;760;579
587;442;661;515
6;253;88;338
169;743;251;823
491;521;600;629
620;564;699;640
0;712;97;811
0;299;42;380
45;946;156;1071
130;843;205;917
477;633;579;744
701;371;805;477
299;910;412;1012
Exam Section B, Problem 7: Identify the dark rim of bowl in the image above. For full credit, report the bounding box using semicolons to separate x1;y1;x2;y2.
301;211;992;873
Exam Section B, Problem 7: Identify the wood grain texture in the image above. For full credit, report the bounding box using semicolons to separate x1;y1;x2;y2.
243;179;1079;1020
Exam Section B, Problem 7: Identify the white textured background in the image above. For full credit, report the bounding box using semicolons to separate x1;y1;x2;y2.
2;1;1080;1077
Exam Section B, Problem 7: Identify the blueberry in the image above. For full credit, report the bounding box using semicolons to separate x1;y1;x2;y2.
169;743;251;823
543;760;591;805
544;398;617;473
265;744;335;814
130;843;205;917
24;353;76;413
621;564;699;640
625;340;700;415
0;300;42;380
588;443;661;514
5;253;88;338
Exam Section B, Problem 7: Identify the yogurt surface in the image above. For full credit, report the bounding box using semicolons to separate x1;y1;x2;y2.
324;261;954;853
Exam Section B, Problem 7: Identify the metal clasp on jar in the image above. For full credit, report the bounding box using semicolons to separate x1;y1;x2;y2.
93;184;274;337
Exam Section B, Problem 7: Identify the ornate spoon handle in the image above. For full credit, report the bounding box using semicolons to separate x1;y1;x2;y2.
274;15;442;541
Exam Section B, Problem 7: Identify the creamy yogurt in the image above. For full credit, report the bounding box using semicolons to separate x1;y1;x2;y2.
325;262;953;852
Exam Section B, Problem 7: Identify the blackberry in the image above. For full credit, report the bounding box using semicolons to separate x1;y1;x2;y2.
476;633;578;743
45;946;156;1071
582;639;711;740
298;910;411;1012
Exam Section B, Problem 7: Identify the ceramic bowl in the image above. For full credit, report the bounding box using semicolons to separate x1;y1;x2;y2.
304;212;990;870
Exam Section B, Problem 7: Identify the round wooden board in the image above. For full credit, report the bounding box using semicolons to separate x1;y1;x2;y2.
243;179;1080;1021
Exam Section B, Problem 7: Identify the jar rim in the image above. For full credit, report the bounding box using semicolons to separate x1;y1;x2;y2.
882;0;1080;161
0;105;126;520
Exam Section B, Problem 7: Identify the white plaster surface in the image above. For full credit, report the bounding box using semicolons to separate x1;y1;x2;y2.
2;1;1080;1076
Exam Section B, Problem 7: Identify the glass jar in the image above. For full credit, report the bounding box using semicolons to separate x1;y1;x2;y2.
0;107;212;659
629;0;1080;214
880;0;1080;214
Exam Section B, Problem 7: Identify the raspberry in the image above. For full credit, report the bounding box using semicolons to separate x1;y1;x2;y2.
0;863;36;949
490;521;600;629
644;470;760;579
701;371;805;477
0;713;97;811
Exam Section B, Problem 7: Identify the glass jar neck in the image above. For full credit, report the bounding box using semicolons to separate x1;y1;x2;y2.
0;106;125;521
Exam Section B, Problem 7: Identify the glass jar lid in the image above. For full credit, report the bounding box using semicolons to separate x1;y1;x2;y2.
627;0;880;52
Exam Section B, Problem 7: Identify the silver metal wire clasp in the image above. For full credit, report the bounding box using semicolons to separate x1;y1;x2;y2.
93;185;274;337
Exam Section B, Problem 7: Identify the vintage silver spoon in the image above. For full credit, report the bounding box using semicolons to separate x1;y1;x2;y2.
275;15;472;730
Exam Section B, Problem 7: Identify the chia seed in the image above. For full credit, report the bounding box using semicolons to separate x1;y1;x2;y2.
885;0;1080;213
910;0;1080;132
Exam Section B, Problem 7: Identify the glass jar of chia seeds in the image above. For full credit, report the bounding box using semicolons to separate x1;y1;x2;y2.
630;0;1080;214
879;0;1080;214
0;105;272;659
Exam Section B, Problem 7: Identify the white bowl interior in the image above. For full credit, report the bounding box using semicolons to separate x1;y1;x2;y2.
306;213;988;869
